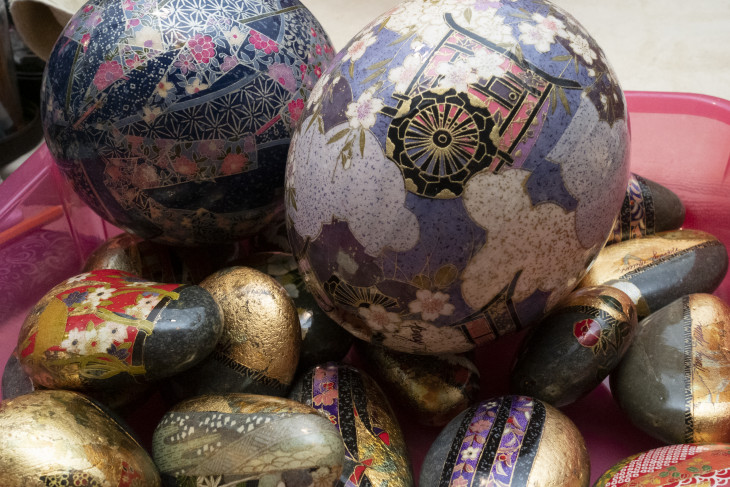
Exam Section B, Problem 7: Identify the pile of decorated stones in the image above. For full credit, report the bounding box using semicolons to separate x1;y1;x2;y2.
2;0;730;485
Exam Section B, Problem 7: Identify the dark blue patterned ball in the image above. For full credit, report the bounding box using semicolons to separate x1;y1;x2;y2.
41;0;334;246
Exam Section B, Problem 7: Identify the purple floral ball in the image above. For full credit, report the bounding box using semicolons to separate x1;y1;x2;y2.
285;0;631;354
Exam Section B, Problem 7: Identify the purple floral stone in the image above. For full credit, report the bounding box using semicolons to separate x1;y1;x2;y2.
420;395;590;486
285;0;631;354
41;0;334;246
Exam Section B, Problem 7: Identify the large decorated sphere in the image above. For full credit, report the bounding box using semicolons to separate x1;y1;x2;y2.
285;0;631;354
41;0;334;246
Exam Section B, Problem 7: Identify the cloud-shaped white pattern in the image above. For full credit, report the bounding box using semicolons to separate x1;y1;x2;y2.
549;96;631;249
287;118;420;256
461;168;594;311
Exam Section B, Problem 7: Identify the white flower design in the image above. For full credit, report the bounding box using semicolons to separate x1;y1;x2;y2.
343;30;377;63
518;22;555;53
92;325;116;352
408;289;455;321
359;304;401;333
185;78;209;94
387;52;422;93
568;33;597;65
87;286;116;306
125;293;162;319
226;25;245;49
154;77;174;98
384;1;425;37
61;328;95;354
468;48;506;80
130;25;163;50
97;321;129;345
66;272;92;284
532;13;568;38
468;8;516;45
436;58;477;92
307;72;330;109
345;89;384;130
142;106;162;124
461;446;482;461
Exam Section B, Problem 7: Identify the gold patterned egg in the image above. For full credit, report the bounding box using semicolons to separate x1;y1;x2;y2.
152;393;345;485
0;390;161;486
169;266;301;398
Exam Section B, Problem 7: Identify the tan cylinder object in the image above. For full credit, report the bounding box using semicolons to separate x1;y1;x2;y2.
9;0;83;60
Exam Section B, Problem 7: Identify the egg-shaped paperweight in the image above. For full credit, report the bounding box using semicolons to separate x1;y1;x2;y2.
285;0;630;354
0;390;161;486
41;0;334;246
594;444;730;486
420;395;590;486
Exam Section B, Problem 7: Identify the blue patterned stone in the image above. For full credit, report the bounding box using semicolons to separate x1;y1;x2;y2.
41;0;334;246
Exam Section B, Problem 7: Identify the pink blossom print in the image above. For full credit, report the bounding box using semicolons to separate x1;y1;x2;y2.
188;34;216;64
93;60;124;91
221;153;248;175
249;30;279;54
288;98;304;124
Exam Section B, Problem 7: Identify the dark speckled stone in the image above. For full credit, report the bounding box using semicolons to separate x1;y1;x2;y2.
1;353;34;400
611;293;730;444
579;229;728;318
510;286;637;407
607;174;685;245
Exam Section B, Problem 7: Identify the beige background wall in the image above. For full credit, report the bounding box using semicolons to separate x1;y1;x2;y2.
301;0;730;101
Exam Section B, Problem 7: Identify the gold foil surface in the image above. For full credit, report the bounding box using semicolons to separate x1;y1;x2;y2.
580;229;718;287
0;390;160;486
172;393;319;415
83;233;143;275
153;393;345;480
527;402;590;487
556;285;636;324
689;294;730;443
365;345;478;425
356;372;414;487
200;266;301;385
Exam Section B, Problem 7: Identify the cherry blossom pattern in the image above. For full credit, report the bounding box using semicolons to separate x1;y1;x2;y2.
518;13;569;53
408;289;455;321
249;29;279;55
188;34;216;64
437;58;479;92
343;30;377;68
345;89;383;131
568;33;597;65
220;152;248;175
93;60;125;91
359;304;402;334
387;52;423;93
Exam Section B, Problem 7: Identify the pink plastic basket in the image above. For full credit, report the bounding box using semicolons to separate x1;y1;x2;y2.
1;91;729;483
